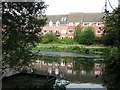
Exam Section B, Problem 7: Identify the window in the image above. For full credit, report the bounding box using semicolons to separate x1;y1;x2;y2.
43;30;47;32
96;22;103;26
61;17;67;21
56;21;60;26
49;21;53;26
69;36;73;38
69;30;73;32
55;30;60;34
75;22;80;26
83;22;88;26
69;30;73;34
96;30;102;34
89;22;94;26
61;30;66;34
98;23;102;26
69;22;74;26
61;36;65;39
49;30;53;34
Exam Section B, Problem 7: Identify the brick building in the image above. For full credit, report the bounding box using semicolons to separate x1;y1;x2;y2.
42;13;104;39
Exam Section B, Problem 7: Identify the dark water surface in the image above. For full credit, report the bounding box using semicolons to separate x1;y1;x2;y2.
34;51;105;84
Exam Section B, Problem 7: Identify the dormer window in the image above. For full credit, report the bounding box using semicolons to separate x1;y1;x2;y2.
49;21;53;26
61;17;67;21
56;21;60;26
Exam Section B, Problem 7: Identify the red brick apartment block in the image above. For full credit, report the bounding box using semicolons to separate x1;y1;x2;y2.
42;13;104;39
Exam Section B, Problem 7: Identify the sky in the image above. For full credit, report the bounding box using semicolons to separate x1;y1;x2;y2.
43;0;118;15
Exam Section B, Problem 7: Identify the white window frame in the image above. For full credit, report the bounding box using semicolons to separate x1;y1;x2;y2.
96;29;103;34
69;22;74;26
75;22;80;26
96;22;103;26
89;22;94;26
61;17;67;21
61;30;67;34
83;22;88;26
56;21;60;26
49;21;53;26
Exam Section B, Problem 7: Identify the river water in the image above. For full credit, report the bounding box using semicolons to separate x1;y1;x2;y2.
33;51;106;89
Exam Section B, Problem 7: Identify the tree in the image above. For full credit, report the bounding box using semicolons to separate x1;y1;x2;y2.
2;2;48;68
103;7;120;88
80;27;95;45
103;7;120;47
74;26;82;43
74;26;95;45
41;33;59;43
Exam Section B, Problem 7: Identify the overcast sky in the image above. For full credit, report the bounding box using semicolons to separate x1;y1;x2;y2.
43;0;118;15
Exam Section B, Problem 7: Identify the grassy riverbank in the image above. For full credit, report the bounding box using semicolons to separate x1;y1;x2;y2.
33;44;108;55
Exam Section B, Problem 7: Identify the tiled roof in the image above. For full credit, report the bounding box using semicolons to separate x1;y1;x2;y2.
68;12;104;22
82;13;104;22
46;13;104;24
67;13;84;22
46;15;68;24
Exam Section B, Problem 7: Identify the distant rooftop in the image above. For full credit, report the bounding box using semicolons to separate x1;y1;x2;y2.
46;12;104;24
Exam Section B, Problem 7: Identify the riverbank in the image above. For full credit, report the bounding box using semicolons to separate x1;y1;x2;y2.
33;44;108;55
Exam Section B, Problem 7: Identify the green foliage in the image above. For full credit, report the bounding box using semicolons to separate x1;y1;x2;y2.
74;26;95;45
80;27;95;45
61;38;75;44
34;44;106;55
103;48;120;88
103;7;120;47
74;26;82;43
41;34;59;43
2;2;48;68
94;37;103;45
103;7;120;88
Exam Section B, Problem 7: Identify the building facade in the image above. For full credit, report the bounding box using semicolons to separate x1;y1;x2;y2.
42;13;104;39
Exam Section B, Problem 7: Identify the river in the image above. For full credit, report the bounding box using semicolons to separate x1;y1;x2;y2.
33;51;106;89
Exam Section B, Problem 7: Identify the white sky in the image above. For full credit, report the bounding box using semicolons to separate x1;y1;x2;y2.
43;0;118;15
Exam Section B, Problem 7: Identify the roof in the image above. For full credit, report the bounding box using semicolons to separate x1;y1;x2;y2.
46;14;68;24
46;13;104;24
82;13;104;22
67;13;84;22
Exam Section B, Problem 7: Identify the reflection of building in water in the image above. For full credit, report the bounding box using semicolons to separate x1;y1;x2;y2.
34;60;104;83
34;60;74;75
34;60;104;75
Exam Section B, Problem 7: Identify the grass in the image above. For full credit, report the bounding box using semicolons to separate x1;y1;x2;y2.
33;43;108;55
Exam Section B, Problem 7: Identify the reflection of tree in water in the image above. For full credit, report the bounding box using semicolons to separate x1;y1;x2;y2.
73;57;94;73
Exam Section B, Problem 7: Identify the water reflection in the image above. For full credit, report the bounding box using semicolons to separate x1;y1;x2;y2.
34;56;104;84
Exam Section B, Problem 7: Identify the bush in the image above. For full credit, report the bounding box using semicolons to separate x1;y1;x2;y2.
80;27;95;45
61;38;75;44
74;26;95;45
94;37;103;45
41;34;59;43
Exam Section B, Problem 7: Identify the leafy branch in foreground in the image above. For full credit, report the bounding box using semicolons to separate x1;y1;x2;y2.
2;2;48;68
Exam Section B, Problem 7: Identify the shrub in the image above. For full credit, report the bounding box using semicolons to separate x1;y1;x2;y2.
61;38;75;44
